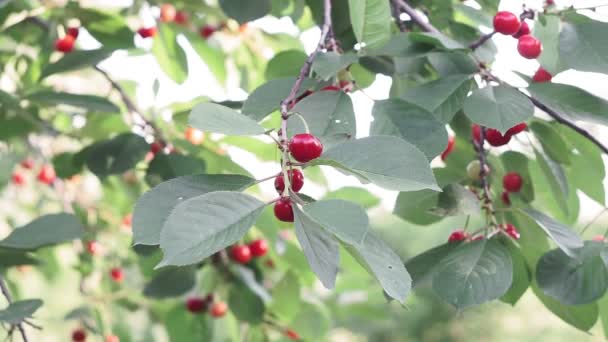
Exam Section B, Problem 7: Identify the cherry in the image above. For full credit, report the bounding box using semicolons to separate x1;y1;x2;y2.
67;27;79;39
512;21;530;39
209;301;228;318
486;128;511;147
533;67;552;83
200;25;216;39
186;297;207;313
339;80;354;92
149;141;163;155
86;241;100;255
122;214;132;228
466;160;489;181
230;244;252;264
503;172;523;192
274;169;304;193
185;127;205;145
37;165;56;185
160;4;176;22
274;198;294;222
248;239;269;257
110;267;124;283
285;329;300;340
471;124;481;143
174;11;189;25
546;0;555;5
503;224;520;240
501;191;511;206
448;230;468;243
105;335;120;342
593;235;606;242
517;35;542;59
506;123;527;136
137;27;157;38
55;35;75;53
72;329;87;342
288;133;323;163
440;136;455;161
493;11;520;35
12;172;25;186
20;158;34;169
321;85;341;92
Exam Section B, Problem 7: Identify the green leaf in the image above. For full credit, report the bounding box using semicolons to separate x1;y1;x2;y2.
311;51;358;80
26;91;119;112
228;282;266;324
323;187;380;209
152;24;188;84
371;99;448;159
537;241;608;305
85;133;148;177
40;49;113;79
0;299;43;324
427;51;478;76
431;183;480;217
0;213;83;250
559;21;608;74
165;304;213;341
519;208;583;258
432;239;513;309
368;32;433;58
145;153;206;187
242;77;317;121
0;151;17;189
401;74;473;123
409;32;464;50
0;249;38;269
143;267;196;299
76;8;134;49
534;16;565;74
529;121;571;164
500;240;531;305
303;199;369;245
534;147;569;214
52;152;83;179
348;0;391;49
312;136;439;192
532;284;598;332
599;293;608;339
265;50;307;80
220;0;271;23
189;103;266;136
269;272;301;321
287;91;356;148
463;85;534;134
293;205;340;289
158;191;265;267
290;302;331;340
133;174;255;245
406;243;458;288
346;233;412;303
528;83;608;126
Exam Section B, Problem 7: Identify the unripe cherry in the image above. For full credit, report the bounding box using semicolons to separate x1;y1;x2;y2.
185;127;205;145
55;35;75;53
230;244;252;264
288;133;323;163
209;301;228;318
248;239;269;257
274;169;304;193
517;35;542;59
493;11;520;35
448;230;468;243
466;160;490;181
440;136;455;161
186;297;207;313
503;172;523;192
274;198;294;222
533;67;552;83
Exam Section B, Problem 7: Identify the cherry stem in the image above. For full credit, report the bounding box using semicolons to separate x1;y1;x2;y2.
580;207;608;235
469;31;495;51
290;112;311;134
254;174;279;185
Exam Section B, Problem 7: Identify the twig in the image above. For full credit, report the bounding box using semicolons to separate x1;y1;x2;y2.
472;127;497;227
0;276;29;342
391;0;439;33
469;32;495;50
390;0;408;32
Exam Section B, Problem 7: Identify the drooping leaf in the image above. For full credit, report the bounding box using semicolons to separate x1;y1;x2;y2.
26;91;120;112
529;121;572;165
533;284;598;332
242;77;317;121
303;199;369;245
0;214;83;250
519;208;583;258
405;242;458;288
0;299;43;324
534;16;565;74
85;133;148;177
145;153;207;187
559;21;608;74
534;147;569;214
40;49;113;79
143;267;196;299
189;103;266;135
152;24;188;84
348;0;392;49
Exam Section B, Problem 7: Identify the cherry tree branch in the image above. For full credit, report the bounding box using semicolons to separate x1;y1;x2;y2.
469;32;495;50
391;0;439;33
0;276;29;342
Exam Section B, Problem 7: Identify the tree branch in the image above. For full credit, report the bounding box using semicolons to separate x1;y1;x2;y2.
0;276;29;342
391;0;439;33
469;32;495;50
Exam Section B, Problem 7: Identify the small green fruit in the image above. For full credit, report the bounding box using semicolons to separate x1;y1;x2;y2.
467;160;489;181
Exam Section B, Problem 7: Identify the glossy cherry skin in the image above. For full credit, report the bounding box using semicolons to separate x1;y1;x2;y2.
55;36;75;53
486;129;511;147
504;224;521;240
137;27;156;38
230;244;252;264
200;25;216;39
506;123;527;136
288;134;323;163
248;239;269;257
448;230;468;243
186;297;207;313
501;191;511;206
209;301;228;318
503;172;523;192
12;173;25;186
110;267;124;283
512;21;530;39
274;198;294;222
72;329;87;342
37;165;56;185
67;27;79;39
517;35;542;59
441;136;455;161
274;169;304;193
493;11;520;35
533;67;552;83
160;4;176;22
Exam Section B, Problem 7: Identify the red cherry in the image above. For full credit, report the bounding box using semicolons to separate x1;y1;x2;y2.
274;169;304;193
506;123;527;136
503;224;521;240
274;198;294;222
493;11;520;35
67;27;79;39
37;165;56;185
440;136;455;161
512;21;530;39
486;129;511;146
86;241;100;255
501;191;511;206
517;35;542;59
200;25;216;39
149;141;164;154
503;172;523;192
288;134;323;163
105;335;120;342
448;230;468;243
209;301;228;318
122;214;132;227
321;85;341;92
248;239;269;257
230;244;252;264
186;297;207;313
533;67;552;83
12;173;25;186
110;267;124;283
72;329;87;342
593;235;606;242
174;11;189;25
285;329;300;340
137;27;157;38
546;0;555;5
160;4;176;22
339;80;354;92
20;158;34;169
471;124;482;144
55;36;75;53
